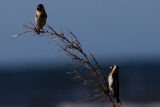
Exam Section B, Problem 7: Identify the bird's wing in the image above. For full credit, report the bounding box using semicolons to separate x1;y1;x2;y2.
112;72;119;91
45;12;47;18
112;72;119;86
42;12;47;19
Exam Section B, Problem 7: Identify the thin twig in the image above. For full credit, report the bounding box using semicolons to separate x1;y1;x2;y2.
12;23;118;107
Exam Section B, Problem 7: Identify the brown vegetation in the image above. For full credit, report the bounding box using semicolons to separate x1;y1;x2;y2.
12;24;121;107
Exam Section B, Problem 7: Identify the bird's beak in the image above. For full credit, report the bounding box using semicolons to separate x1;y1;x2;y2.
109;66;112;69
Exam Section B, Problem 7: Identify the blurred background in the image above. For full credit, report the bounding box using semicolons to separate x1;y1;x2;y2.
0;0;160;107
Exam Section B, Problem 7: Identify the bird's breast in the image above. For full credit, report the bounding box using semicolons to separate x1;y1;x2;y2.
108;74;113;87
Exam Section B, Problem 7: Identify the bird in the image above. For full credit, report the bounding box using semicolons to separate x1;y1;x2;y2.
108;65;121;104
35;4;47;35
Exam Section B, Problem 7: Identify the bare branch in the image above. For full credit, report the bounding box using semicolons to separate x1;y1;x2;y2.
12;23;118;107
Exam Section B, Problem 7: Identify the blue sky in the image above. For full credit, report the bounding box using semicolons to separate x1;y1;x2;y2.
1;0;160;64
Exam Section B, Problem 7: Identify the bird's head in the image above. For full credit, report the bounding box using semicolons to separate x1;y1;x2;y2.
37;4;45;11
109;65;119;71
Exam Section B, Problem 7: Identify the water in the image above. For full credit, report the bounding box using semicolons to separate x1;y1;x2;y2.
0;59;160;106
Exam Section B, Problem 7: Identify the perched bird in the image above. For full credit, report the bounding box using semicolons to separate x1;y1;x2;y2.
108;65;121;104
35;4;47;34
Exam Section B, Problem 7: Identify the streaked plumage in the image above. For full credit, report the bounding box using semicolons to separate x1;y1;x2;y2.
108;65;121;103
35;4;47;34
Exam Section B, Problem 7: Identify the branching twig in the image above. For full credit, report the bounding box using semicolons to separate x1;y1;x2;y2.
12;24;118;107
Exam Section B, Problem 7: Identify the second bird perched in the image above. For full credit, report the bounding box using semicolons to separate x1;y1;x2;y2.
108;65;121;104
35;4;47;35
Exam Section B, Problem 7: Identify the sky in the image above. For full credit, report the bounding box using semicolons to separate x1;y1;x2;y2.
1;0;160;65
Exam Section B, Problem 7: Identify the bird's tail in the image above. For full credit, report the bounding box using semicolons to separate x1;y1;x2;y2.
116;97;122;107
37;28;40;35
116;97;120;103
